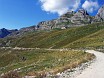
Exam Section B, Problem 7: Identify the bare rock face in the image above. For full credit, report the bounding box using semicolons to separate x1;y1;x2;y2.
37;5;104;30
55;11;75;27
37;11;76;30
37;20;55;30
95;5;104;22
37;9;92;30
59;11;75;22
19;26;36;32
71;9;91;25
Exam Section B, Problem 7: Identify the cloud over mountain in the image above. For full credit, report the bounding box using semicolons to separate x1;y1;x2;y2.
39;0;80;15
82;0;99;13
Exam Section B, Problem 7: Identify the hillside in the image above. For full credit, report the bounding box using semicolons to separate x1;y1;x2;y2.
0;5;104;78
0;48;94;77
0;22;104;49
0;5;104;38
1;2;104;78
65;28;104;49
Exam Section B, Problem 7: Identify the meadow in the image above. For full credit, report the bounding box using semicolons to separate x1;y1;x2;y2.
0;22;104;49
0;48;95;77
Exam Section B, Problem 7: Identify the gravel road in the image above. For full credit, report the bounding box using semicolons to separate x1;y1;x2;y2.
76;50;104;78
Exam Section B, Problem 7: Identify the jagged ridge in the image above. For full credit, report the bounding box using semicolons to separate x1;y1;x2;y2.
37;5;104;30
0;5;104;38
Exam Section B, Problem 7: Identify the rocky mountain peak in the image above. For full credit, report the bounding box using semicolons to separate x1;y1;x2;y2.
37;8;94;30
70;9;91;25
60;11;75;18
97;5;104;15
1;5;104;38
95;5;104;22
77;9;89;15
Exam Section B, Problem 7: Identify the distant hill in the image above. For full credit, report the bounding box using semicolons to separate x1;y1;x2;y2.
0;28;18;38
0;28;11;38
0;26;36;38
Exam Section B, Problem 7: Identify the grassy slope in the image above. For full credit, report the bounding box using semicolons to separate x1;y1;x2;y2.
65;29;104;49
1;22;104;49
0;48;94;77
0;22;103;77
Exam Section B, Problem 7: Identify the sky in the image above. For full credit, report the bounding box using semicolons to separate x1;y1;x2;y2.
0;0;104;29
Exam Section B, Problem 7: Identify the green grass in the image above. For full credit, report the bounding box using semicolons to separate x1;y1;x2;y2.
0;22;103;77
0;48;95;77
0;22;103;49
65;29;104;49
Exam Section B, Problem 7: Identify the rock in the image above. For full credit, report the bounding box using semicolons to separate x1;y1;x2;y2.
37;11;75;30
19;26;36;32
37;20;54;30
37;9;92;30
95;5;104;22
37;5;104;30
71;9;91;25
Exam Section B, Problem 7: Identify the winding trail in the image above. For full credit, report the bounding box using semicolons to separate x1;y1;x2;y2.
76;50;104;78
1;47;104;78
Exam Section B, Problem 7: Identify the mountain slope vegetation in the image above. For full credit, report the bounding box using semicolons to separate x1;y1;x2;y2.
65;28;104;49
0;22;104;49
0;48;94;77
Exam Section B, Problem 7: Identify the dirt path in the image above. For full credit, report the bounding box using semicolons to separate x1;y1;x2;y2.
76;50;104;78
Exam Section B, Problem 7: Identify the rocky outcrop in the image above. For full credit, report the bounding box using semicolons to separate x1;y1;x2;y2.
37;11;76;30
95;5;104;22
71;9;91;24
19;26;36;32
37;20;55;30
37;9;93;30
37;5;104;30
1;5;104;38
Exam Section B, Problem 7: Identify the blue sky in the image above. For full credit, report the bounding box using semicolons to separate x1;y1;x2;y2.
0;0;104;29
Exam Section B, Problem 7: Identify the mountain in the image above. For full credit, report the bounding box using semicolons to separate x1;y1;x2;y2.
0;5;104;38
37;9;92;30
0;28;18;38
0;5;104;78
95;5;104;22
8;26;37;37
0;22;104;49
0;26;37;38
19;26;36;32
37;5;104;30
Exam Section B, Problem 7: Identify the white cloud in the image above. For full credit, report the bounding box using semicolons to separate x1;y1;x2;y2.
39;0;81;16
82;0;99;13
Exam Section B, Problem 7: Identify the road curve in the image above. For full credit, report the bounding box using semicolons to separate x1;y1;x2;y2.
76;50;104;78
